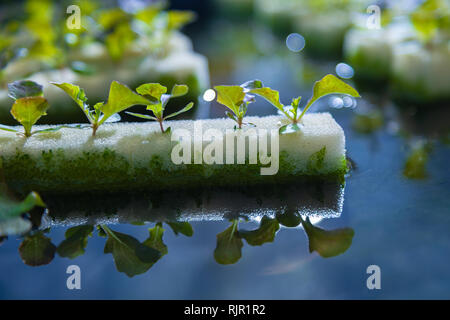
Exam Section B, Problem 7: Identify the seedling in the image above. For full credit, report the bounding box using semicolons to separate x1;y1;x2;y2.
0;80;60;137
410;0;448;43
125;83;194;134
250;74;360;134
52;80;149;136
214;80;262;129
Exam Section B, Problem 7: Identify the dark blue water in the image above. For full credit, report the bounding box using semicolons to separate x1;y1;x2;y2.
1;17;449;300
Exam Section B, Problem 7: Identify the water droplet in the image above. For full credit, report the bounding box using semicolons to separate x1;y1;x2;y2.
330;96;344;109
202;89;216;102
17;48;28;58
286;33;305;52
342;96;355;108
336;62;354;79
64;33;78;45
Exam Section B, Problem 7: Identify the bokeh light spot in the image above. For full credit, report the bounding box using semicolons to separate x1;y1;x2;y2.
203;89;216;102
286;33;305;52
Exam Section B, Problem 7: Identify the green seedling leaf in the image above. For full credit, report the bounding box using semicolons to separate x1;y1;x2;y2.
51;82;91;122
298;74;360;121
57;225;93;259
100;81;149;124
250;87;285;112
8;80;43;99
103;226;161;277
170;84;189;98
143;223;168;256
136;83;167;102
124;112;158;121
32;125;75;135
410;0;444;42
167;221;194;237
130;83;192;133
0;124;18;133
98;8;129;29
135;6;161;24
214;220;242;265
105;22;136;61
307;147;327;173
19;231;56;266
279;123;301;134
301;217;354;258
238;216;279;246
167;10;196;30
225;111;237;121
11;96;49;137
214;85;245;115
164;102;194;120
291;96;302;113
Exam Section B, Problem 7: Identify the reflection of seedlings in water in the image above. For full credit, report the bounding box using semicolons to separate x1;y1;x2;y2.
0;236;6;246
403;141;433;180
28;207;46;229
276;207;301;227
143;223;168;257
215;212;355;265
57;225;94;259
300;217;354;258
309;181;326;204
346;156;357;172
238;216;280;246
102;225;162;277
167;221;194;237
19;230;56;266
99;221;193;277
0;179;46;236
352;109;383;134
214;220;243;265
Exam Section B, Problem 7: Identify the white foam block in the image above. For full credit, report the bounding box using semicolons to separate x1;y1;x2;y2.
0;113;346;193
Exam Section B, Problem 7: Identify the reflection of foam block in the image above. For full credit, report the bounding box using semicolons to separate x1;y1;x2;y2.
0;113;346;194
44;181;344;228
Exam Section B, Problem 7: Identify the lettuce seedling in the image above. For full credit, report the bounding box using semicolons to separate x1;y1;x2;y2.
410;0;449;43
125;83;194;134
52;81;149;136
250;74;360;134
214;80;262;129
0;80;60;137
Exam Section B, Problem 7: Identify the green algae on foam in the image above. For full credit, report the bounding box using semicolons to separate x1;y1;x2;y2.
0;114;347;194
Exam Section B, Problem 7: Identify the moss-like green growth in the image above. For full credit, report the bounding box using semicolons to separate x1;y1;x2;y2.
2;144;348;195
